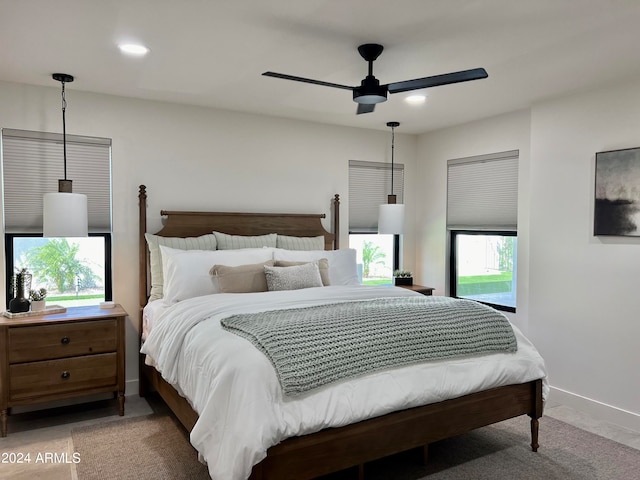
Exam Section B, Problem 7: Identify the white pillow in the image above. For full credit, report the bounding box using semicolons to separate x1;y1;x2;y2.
264;262;323;291
144;233;217;301
273;248;360;286
160;245;275;304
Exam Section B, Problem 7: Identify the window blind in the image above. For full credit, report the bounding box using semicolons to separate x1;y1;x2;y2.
2;128;111;233
349;159;404;233
447;150;519;231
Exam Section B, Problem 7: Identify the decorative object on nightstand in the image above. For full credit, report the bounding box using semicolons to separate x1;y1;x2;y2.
8;268;32;313
0;304;127;437
393;269;413;286
378;121;405;234
29;287;47;312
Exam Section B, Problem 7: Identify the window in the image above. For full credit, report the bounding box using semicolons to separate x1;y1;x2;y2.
450;231;516;311
349;233;397;285
348;160;404;285
2;128;112;308
6;234;112;308
447;150;518;312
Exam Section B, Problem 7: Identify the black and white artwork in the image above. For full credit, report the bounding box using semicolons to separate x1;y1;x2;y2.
594;147;640;236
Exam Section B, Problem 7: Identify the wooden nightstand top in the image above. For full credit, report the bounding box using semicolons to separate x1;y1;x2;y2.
396;284;434;296
0;304;127;327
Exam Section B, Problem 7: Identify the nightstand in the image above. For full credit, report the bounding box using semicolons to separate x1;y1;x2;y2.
397;284;434;296
0;304;127;436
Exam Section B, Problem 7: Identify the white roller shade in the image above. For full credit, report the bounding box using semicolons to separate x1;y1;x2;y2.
447;150;519;231
2;129;111;233
349;160;404;233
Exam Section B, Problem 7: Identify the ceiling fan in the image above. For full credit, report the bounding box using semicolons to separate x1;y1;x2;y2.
263;43;488;115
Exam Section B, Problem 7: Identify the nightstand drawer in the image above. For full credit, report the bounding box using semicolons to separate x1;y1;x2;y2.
9;353;118;401
8;319;117;363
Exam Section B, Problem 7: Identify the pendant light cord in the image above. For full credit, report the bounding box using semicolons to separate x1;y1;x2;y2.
61;79;67;181
390;124;395;196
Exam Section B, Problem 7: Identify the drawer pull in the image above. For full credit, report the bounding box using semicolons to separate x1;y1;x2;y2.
61;371;71;380
60;336;70;345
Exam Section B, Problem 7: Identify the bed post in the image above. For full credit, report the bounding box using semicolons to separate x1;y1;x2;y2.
138;185;148;397
139;185;148;313
333;194;340;249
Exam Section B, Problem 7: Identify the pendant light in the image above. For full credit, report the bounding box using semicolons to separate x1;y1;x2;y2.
43;73;88;237
378;121;405;234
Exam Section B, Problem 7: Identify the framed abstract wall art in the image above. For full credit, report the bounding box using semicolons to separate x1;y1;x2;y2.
594;147;640;236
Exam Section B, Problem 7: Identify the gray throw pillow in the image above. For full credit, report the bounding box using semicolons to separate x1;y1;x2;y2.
264;262;323;291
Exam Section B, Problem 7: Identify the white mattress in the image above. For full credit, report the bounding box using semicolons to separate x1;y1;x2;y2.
141;285;548;480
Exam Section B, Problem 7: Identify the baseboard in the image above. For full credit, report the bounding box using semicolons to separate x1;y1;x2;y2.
549;386;640;433
126;378;139;397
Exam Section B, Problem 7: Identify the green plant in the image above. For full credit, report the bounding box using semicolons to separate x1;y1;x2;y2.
362;241;387;278
393;269;412;278
29;288;47;301
25;239;98;293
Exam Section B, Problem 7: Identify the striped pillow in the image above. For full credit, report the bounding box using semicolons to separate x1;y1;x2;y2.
145;233;217;301
213;231;277;250
276;235;325;251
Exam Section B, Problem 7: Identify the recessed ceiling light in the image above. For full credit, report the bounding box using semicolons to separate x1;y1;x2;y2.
118;43;150;56
405;94;427;105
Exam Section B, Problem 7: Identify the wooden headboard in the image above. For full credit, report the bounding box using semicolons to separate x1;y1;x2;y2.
138;185;340;310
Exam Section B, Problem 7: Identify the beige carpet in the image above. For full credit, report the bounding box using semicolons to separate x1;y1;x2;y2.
72;413;640;480
72;414;209;480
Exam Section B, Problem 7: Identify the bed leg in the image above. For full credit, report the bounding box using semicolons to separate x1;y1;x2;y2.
357;463;365;480
529;415;539;452
422;444;429;465
1;409;7;437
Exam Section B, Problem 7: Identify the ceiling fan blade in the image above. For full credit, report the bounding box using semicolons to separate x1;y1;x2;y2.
356;103;376;115
262;72;354;91
387;68;488;94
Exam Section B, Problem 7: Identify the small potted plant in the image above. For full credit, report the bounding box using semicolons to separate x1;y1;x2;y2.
393;270;413;286
29;288;47;312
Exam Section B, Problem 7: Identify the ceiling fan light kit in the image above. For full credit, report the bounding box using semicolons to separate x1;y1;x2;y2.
263;43;487;115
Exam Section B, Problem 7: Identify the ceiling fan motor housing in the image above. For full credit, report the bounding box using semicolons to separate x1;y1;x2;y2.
353;75;387;104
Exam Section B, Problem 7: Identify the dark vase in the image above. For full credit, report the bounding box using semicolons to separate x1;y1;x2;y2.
9;271;32;313
394;276;413;286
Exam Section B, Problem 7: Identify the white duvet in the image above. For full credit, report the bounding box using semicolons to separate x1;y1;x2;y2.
141;285;548;480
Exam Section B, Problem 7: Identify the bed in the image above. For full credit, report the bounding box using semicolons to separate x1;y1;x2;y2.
137;185;547;480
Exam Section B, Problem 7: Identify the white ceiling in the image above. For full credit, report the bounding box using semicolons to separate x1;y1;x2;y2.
2;0;640;134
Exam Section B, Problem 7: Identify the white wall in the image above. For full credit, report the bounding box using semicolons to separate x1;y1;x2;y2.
417;82;640;431
0;80;417;392
528;79;640;429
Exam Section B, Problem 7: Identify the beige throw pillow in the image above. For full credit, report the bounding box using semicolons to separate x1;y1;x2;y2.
210;260;274;293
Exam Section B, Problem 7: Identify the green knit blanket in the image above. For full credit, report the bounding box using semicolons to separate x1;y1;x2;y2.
220;296;517;397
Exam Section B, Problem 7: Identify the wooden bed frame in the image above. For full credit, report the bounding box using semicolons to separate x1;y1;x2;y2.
137;184;543;480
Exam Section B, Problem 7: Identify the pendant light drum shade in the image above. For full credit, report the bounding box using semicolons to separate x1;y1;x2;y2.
378;203;405;234
43;191;88;237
